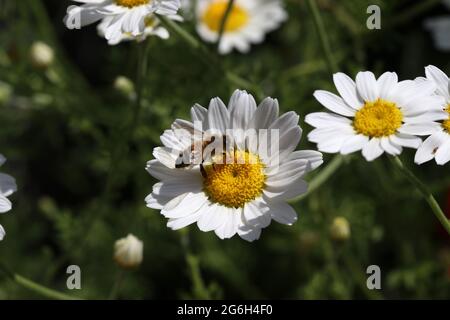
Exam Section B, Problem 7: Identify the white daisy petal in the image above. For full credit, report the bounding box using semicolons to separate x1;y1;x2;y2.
197;203;227;232
0;224;4;241
380;137;402;155
340;134;369;155
214;208;239;239
398;122;442;136
305;112;352;128
207;97;229;133
243;200;271;228
435;140;450;165
237;224;261;242
0;194;12;214
228;90;257;130
0;173;17;197
390;134;422;149
362;138;384;161
356;71;379;102
415;132;448;164
377;72;398;99
313;90;355;116
267;202;298;226
425;65;450;100
167;210;204;230
287;150;323;171
248;97;279;130
333;72;363;109
161;192;208;219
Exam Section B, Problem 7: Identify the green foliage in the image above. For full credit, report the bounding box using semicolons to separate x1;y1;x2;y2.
0;0;449;299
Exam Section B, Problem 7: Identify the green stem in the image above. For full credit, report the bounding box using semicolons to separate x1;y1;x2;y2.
104;41;150;201
158;15;264;99
390;156;450;236
0;263;81;300
108;269;125;300
217;0;235;50
388;0;441;29
305;0;338;74
290;155;346;203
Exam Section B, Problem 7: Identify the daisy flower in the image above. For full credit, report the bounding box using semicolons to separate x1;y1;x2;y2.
64;0;181;44
305;71;447;161
97;14;182;45
0;154;17;241
145;90;323;241
415;65;450;165
195;0;287;54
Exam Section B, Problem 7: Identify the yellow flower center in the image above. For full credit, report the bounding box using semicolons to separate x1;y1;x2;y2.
116;0;148;8
202;1;249;32
203;151;266;208
443;104;450;134
353;99;403;137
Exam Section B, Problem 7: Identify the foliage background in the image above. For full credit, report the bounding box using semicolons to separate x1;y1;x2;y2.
0;0;449;299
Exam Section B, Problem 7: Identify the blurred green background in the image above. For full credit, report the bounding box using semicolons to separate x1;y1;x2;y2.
0;0;449;299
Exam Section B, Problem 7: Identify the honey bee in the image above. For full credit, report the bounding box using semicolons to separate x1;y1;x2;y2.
175;134;229;170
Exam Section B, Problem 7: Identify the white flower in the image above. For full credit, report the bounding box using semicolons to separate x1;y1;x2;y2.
305;71;447;161
97;14;182;45
114;234;144;268
415;65;450;165
30;41;54;69
0;154;17;241
423;1;450;52
195;0;287;54
424;16;450;52
64;0;181;44
145;90;323;241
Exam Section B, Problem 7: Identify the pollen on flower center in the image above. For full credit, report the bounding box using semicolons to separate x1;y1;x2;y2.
203;151;265;208
202;1;249;33
353;99;403;137
442;104;450;134
116;0;149;8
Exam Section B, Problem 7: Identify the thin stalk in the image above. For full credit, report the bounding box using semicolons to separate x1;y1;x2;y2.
108;269;125;300
0;263;81;300
390;156;450;236
290;155;346;203
388;0;441;29
217;0;235;50
158;15;264;99
296;0;344;203
305;0;338;74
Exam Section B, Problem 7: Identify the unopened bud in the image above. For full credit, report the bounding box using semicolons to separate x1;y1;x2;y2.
0;81;12;105
114;76;135;98
30;41;54;69
114;234;143;269
330;217;351;242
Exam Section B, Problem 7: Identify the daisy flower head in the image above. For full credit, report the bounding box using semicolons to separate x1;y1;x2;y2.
196;0;287;54
415;65;450;165
145;90;323;241
64;0;181;44
0;154;17;241
305;71;447;161
97;14;182;45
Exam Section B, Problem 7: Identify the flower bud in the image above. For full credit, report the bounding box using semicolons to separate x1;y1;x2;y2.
0;81;12;106
113;76;135;99
114;234;143;269
30;41;54;69
330;217;351;242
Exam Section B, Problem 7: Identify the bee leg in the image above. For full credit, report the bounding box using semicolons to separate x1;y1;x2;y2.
200;164;207;178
